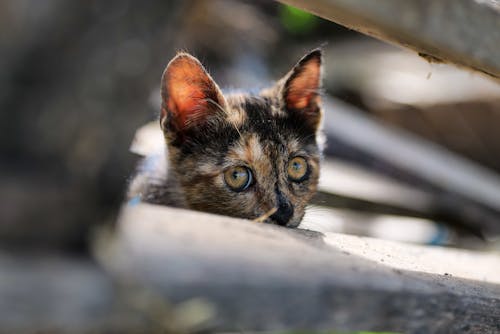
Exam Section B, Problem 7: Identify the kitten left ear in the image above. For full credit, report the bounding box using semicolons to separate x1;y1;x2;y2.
160;52;227;136
282;49;323;129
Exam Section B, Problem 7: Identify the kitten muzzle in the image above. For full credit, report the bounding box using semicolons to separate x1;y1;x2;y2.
270;195;294;226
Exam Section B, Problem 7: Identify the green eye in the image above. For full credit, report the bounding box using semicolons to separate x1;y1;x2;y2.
224;166;253;192
287;156;309;182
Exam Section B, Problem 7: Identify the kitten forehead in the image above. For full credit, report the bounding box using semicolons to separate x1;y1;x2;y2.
227;133;264;164
227;94;280;121
246;133;263;161
225;94;248;128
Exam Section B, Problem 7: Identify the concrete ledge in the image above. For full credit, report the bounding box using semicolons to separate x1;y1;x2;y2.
99;204;500;333
2;203;499;332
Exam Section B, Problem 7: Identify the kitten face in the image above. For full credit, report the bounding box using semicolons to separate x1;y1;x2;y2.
160;50;323;227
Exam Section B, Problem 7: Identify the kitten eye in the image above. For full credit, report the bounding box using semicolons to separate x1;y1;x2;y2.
224;166;253;192
287;156;309;182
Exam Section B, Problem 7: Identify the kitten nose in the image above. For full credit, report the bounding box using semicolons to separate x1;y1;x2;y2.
270;196;294;226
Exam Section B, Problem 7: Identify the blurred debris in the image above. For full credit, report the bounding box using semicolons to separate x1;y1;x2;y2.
319;158;432;211
324;40;500;107
319;39;500;239
302;207;450;245
0;0;185;251
323;96;500;238
324;40;500;174
0;252;145;333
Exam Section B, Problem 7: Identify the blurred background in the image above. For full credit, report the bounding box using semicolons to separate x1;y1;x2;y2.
1;0;500;254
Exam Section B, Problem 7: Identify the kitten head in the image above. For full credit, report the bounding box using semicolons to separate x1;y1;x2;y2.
160;50;323;227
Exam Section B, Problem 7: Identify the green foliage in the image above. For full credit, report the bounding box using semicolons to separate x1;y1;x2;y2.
279;5;318;34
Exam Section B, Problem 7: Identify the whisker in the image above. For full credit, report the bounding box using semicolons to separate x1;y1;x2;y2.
253;207;277;223
205;98;225;114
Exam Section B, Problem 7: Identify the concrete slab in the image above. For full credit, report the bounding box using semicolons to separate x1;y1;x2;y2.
99;203;500;333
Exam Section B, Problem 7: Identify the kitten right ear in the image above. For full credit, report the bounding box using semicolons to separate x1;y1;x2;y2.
281;49;323;131
160;53;226;138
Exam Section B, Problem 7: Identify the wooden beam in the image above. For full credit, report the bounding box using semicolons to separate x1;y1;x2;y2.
278;0;500;80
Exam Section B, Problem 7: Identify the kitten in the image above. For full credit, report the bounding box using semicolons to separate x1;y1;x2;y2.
129;49;323;228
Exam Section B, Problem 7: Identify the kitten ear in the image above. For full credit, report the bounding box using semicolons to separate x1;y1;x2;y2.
160;52;226;135
282;49;322;130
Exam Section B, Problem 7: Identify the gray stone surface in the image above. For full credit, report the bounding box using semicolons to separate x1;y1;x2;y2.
100;204;500;333
2;203;499;332
0;253;147;333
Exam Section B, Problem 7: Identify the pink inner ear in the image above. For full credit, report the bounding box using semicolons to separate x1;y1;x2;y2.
285;59;321;110
163;55;215;129
167;76;208;127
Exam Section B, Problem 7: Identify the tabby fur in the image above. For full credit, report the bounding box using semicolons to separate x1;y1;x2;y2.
129;49;324;227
